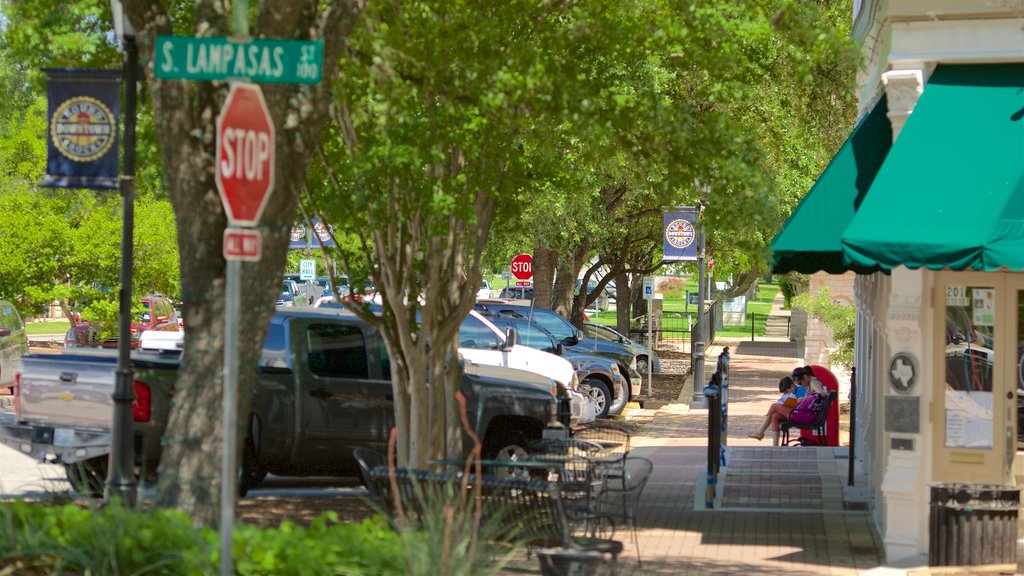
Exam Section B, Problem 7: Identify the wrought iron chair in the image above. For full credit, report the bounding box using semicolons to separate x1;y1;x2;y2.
594;455;654;567
573;421;631;478
780;391;838;446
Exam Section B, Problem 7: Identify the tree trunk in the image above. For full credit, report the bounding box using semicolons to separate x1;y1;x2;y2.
128;0;363;526
532;246;557;309
614;271;630;335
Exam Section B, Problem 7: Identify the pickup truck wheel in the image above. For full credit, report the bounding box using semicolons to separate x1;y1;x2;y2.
581;379;611;418
64;456;108;498
483;431;532;481
608;380;629;416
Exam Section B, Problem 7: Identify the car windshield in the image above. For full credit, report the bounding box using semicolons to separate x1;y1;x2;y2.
458;314;503;350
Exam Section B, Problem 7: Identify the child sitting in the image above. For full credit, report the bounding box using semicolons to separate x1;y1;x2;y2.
749;376;799;446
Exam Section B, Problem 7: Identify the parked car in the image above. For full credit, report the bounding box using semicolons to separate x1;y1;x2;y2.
0;300;27;391
476;279;494;300
583;322;661;374
475;303;638;397
278;279;302;307
487;316;626;418
458;310;595;425
65;294;179;349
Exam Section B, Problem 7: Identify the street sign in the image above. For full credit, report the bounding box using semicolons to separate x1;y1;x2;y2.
510;253;533;281
216;83;275;227
223;227;262;261
643;277;654;299
300;259;316;280
155;36;324;84
687;291;700;306
501;270;512;280
515;281;531;287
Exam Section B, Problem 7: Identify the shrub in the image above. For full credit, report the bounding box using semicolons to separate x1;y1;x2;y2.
792;287;856;368
0;500;407;576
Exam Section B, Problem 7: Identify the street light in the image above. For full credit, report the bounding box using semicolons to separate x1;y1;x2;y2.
106;0;138;505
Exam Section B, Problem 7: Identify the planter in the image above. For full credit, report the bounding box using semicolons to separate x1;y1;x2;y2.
536;548;605;576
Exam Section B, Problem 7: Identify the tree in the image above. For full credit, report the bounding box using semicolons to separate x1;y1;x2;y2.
525;0;859;330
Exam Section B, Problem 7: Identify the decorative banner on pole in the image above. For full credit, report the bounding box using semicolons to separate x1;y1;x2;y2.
663;207;699;261
42;69;121;190
289;218;336;249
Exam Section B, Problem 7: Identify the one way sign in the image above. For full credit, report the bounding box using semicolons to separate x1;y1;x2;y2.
224;227;262;261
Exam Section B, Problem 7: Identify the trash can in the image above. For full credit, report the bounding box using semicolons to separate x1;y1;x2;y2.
929;483;1019;566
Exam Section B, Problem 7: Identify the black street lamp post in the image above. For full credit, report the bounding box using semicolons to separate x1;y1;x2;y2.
106;0;137;505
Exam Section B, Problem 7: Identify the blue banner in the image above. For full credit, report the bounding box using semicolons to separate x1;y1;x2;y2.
289;218;336;249
42;69;120;190
663;207;699;262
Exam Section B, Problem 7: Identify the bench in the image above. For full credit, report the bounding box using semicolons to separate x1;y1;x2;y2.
780;391;838;446
367;467;622;563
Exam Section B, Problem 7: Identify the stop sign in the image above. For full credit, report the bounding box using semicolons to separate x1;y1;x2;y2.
510;253;533;280
215;83;275;227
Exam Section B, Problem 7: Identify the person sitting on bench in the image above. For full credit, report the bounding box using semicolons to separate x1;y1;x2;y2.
749;376;799;445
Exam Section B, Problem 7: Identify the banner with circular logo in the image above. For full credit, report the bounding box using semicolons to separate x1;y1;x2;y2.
663;207;699;262
42;69;121;190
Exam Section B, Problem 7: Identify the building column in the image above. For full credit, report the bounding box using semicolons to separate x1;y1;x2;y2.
881;67;924;140
880;267;931;562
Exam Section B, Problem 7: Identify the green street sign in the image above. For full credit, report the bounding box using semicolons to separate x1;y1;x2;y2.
155;36;323;84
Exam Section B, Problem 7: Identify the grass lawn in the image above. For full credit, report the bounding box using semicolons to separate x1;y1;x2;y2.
25;320;71;336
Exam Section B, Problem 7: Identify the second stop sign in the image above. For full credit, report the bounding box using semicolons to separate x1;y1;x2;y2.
215;82;276;227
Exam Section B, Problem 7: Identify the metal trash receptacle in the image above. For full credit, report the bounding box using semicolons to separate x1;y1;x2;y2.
929;483;1019;566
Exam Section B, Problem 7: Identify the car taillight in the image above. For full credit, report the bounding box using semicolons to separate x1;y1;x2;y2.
13;372;21;421
132;380;151;422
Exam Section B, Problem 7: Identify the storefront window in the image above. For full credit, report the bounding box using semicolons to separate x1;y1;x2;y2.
944;285;995;449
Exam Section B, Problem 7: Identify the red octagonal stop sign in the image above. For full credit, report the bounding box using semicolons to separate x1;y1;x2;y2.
510;253;533;280
215;83;275;227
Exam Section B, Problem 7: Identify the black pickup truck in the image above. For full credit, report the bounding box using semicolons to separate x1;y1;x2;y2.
2;308;570;496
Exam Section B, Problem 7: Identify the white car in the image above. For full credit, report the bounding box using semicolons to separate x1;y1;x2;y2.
459;310;597;426
475;279;494;300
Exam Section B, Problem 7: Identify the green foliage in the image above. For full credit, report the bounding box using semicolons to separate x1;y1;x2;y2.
232;514;405;576
0;499;214;575
0;500;408;576
792;287;855;367
778;275;804;309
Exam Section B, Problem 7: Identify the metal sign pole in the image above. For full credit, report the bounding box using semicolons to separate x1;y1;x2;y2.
647;279;653;397
221;258;240;576
693;204;707;397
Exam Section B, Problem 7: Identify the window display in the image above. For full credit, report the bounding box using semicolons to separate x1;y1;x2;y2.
944;286;995;448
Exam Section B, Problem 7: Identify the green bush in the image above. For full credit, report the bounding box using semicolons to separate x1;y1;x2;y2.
0;500;407;576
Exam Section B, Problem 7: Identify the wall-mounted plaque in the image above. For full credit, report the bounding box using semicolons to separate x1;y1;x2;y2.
885;396;920;434
888;352;918;394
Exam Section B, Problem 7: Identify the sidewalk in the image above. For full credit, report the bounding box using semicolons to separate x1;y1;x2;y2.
515;329;1014;575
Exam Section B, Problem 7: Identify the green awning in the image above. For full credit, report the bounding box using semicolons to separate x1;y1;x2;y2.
770;95;892;274
842;64;1024;272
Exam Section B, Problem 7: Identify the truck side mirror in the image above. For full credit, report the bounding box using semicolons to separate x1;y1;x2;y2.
556;343;565;356
503;327;518;350
574;329;584;343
